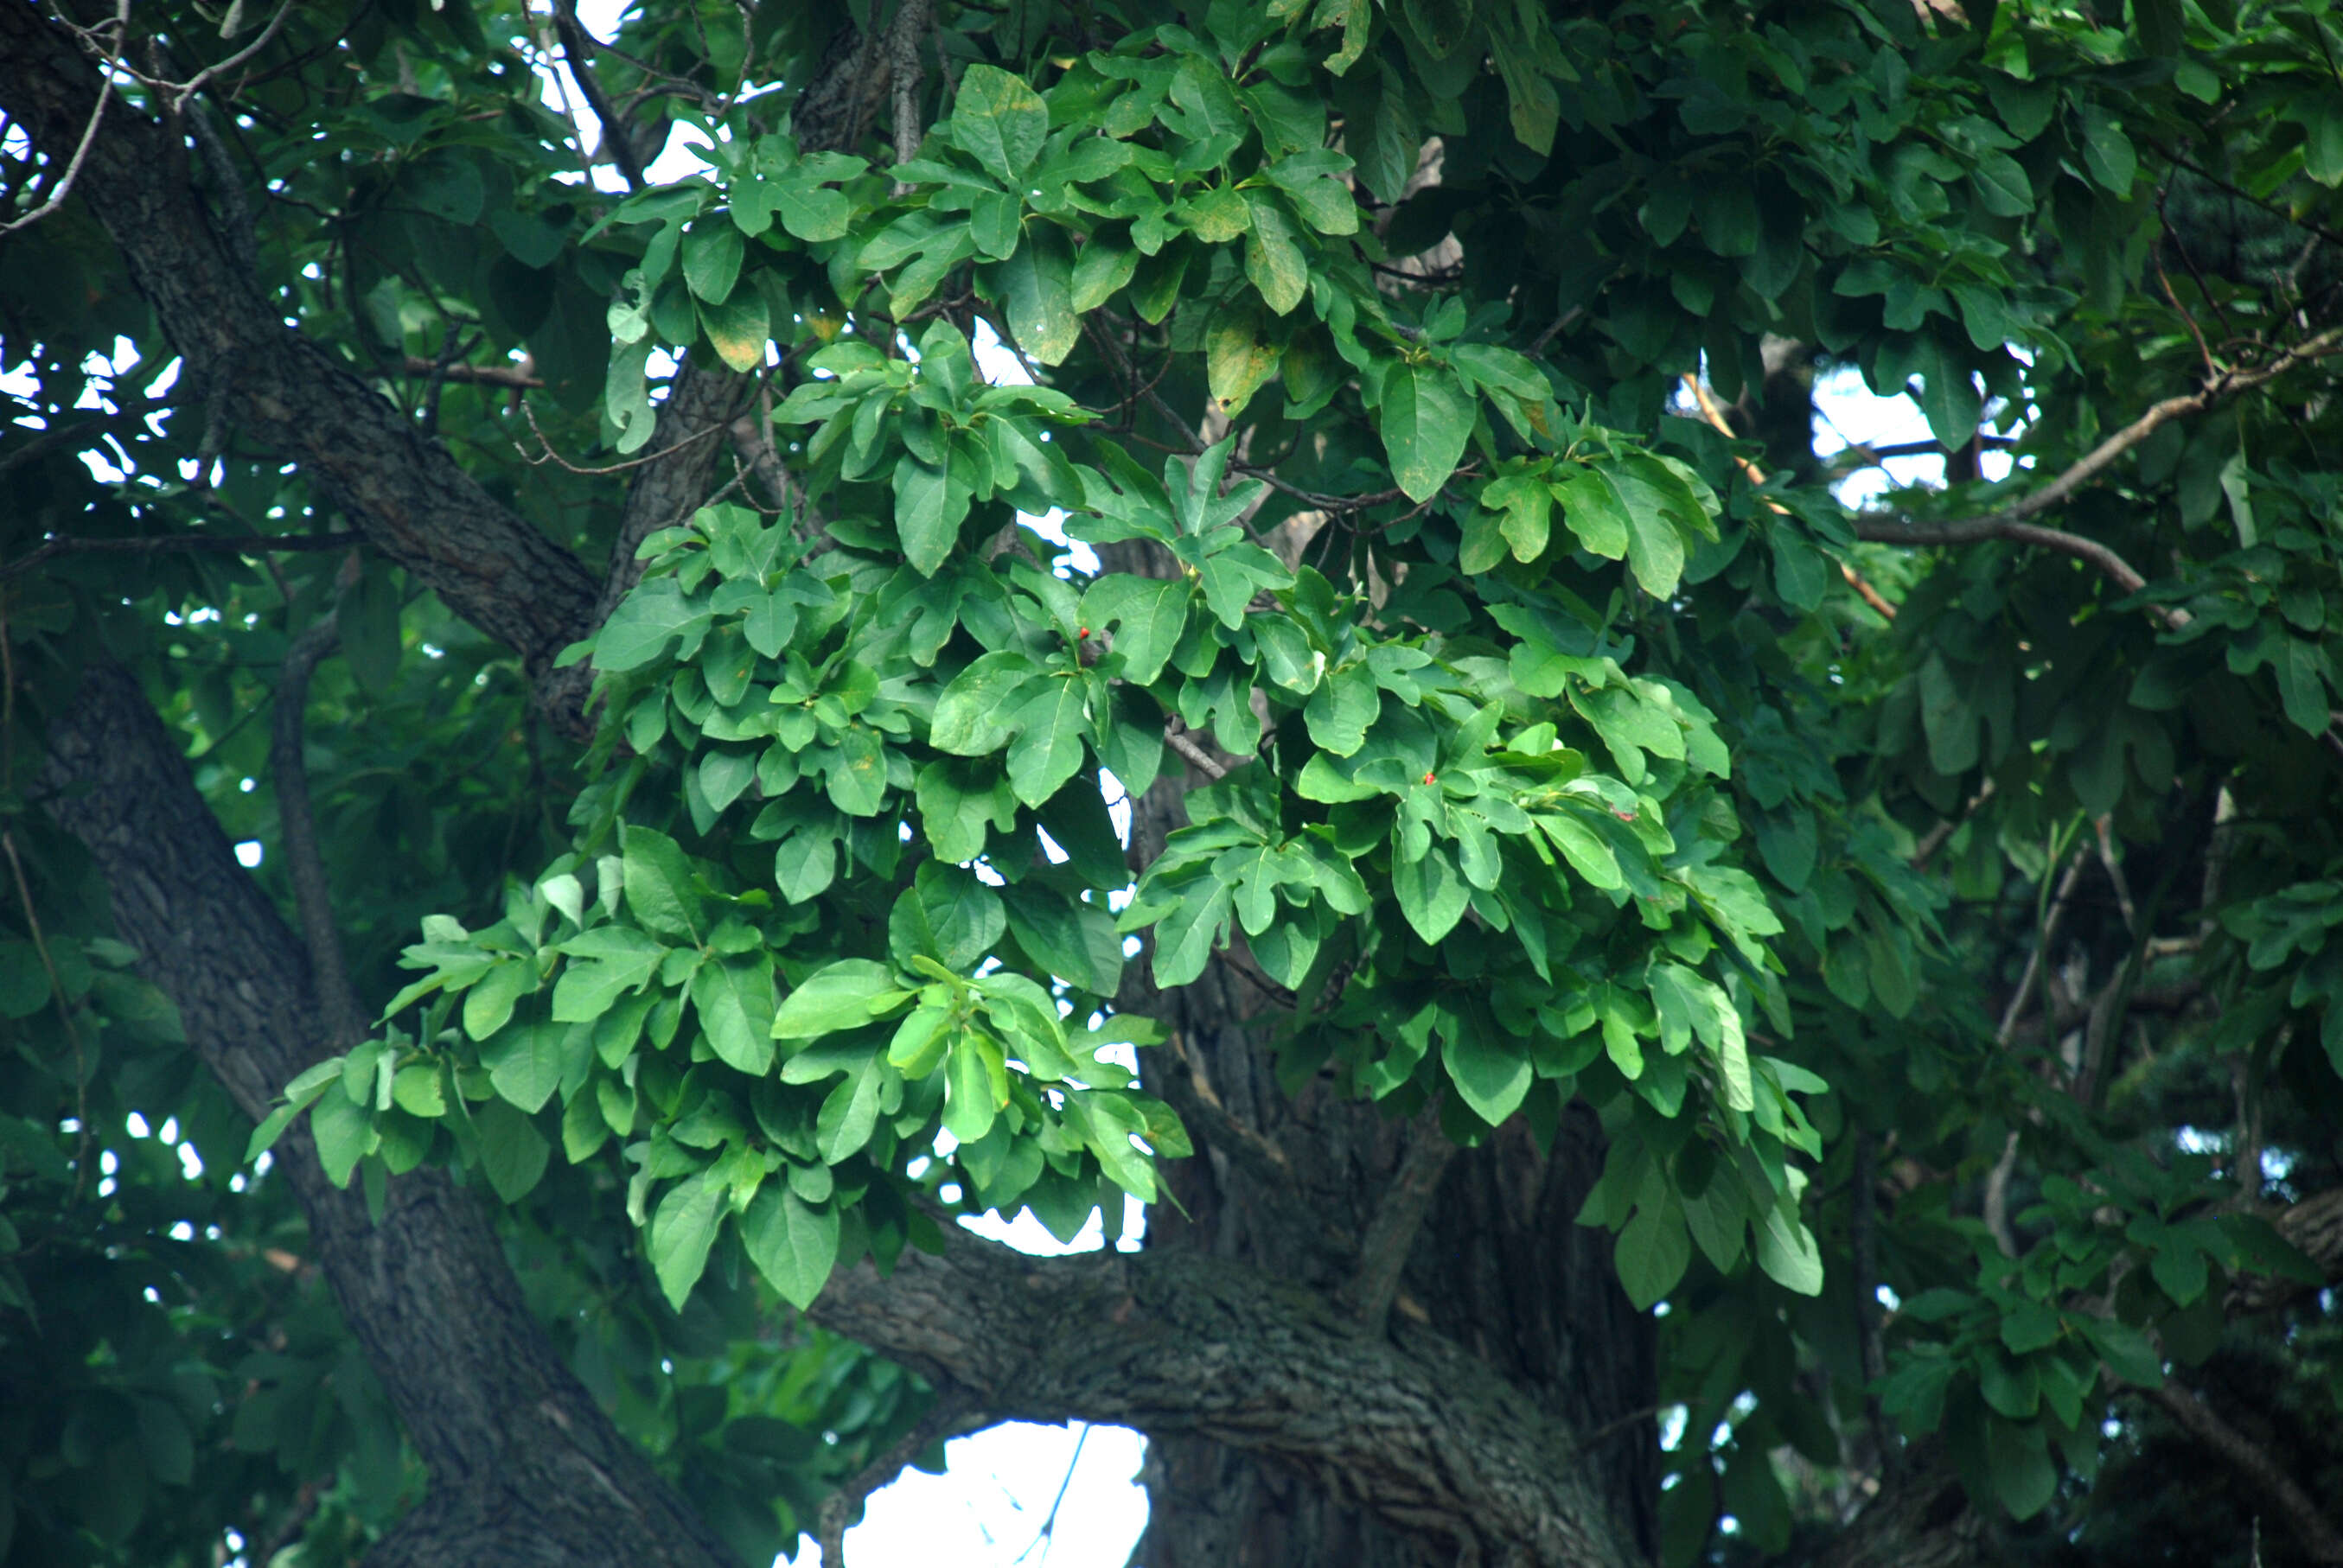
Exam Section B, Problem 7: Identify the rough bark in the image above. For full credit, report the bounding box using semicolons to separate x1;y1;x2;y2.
36;665;741;1568
807;1230;1638;1568
1100;696;1662;1568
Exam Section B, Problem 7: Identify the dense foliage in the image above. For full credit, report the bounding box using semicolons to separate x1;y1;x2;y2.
4;0;2343;1564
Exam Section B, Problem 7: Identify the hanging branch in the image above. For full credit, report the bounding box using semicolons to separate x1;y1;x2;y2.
270;613;363;1048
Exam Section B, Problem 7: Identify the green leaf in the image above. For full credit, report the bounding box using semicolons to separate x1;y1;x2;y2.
893;451;972;577
772;959;902;1041
621;824;702;940
682;222;743;303
932;651;1038;755
996;223;1079;366
1006;677;1091;806
483;1022;565;1114
1988;1418;2058;1520
473;1097;550;1202
744;1184;840;1310
1616;1196;1692;1310
698;288;769;373
944;1031;1006;1143
1755;1202;1823;1295
1081;575;1191;685
1393;842;1471;943
1550;465;1631;560
1443;1029;1534;1125
950;64;1050;188
649;1165;725;1310
1243;194;1310;315
463;959;532;1042
1205;296;1281;414
692;956;777;1075
1150;878;1233;987
816;1059;884;1162
1379;362;1476;503
310;1089;372;1188
1970;151;2033;217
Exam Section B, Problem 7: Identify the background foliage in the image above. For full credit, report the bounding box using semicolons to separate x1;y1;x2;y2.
4;0;2343;1563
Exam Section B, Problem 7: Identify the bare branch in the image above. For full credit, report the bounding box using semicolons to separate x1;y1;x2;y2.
0;1;124;238
0;394;181;479
164;0;299;112
1;530;363;583
1680;374;1897;620
804;1228;1642;1568
552;0;647;191
397;355;543;389
1853;324;2343;625
816;1393;983;1568
1163;722;1229;781
270;610;362;1048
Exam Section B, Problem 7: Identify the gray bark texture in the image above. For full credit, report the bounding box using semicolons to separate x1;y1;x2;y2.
0;8;2003;1567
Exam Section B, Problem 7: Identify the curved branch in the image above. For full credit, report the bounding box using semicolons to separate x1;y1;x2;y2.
2136;1380;2343;1564
1852;324;2343;622
804;1230;1639;1568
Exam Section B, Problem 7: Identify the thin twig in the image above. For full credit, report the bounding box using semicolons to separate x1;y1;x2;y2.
166;0;300;111
2136;1380;2343;1564
0;396;182;480
1852;1130;1898;1482
0;0;127;238
1162;723;1227;781
396;355;543;389
1681;374;1897;620
515;398;724;475
0;531;361;583
1853;324;2343;628
0;596;89;1197
1009;1424;1089;1565
552;0;647;190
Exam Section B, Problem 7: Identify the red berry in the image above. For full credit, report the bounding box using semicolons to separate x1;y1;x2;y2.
1422;771;1436;786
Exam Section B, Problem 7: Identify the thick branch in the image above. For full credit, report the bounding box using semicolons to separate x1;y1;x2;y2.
2230;1187;2343;1313
35;665;736;1568
805;1230;1639;1568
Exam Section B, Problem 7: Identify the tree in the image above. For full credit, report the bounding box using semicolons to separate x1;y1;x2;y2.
3;0;2343;1564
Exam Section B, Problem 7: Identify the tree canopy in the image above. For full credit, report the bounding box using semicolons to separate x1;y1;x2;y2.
3;0;2343;1565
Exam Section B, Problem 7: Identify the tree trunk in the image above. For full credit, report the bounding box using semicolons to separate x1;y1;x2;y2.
1121;758;1659;1567
36;666;741;1568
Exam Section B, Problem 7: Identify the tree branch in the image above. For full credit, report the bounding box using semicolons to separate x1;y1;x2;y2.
2136;1380;2343;1564
816;1392;981;1568
270;613;362;1048
1348;1103;1456;1335
0;5;603;701
0;530;363;583
1852;324;2343;624
35;664;737;1568
552;0;647;191
804;1229;1640;1568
